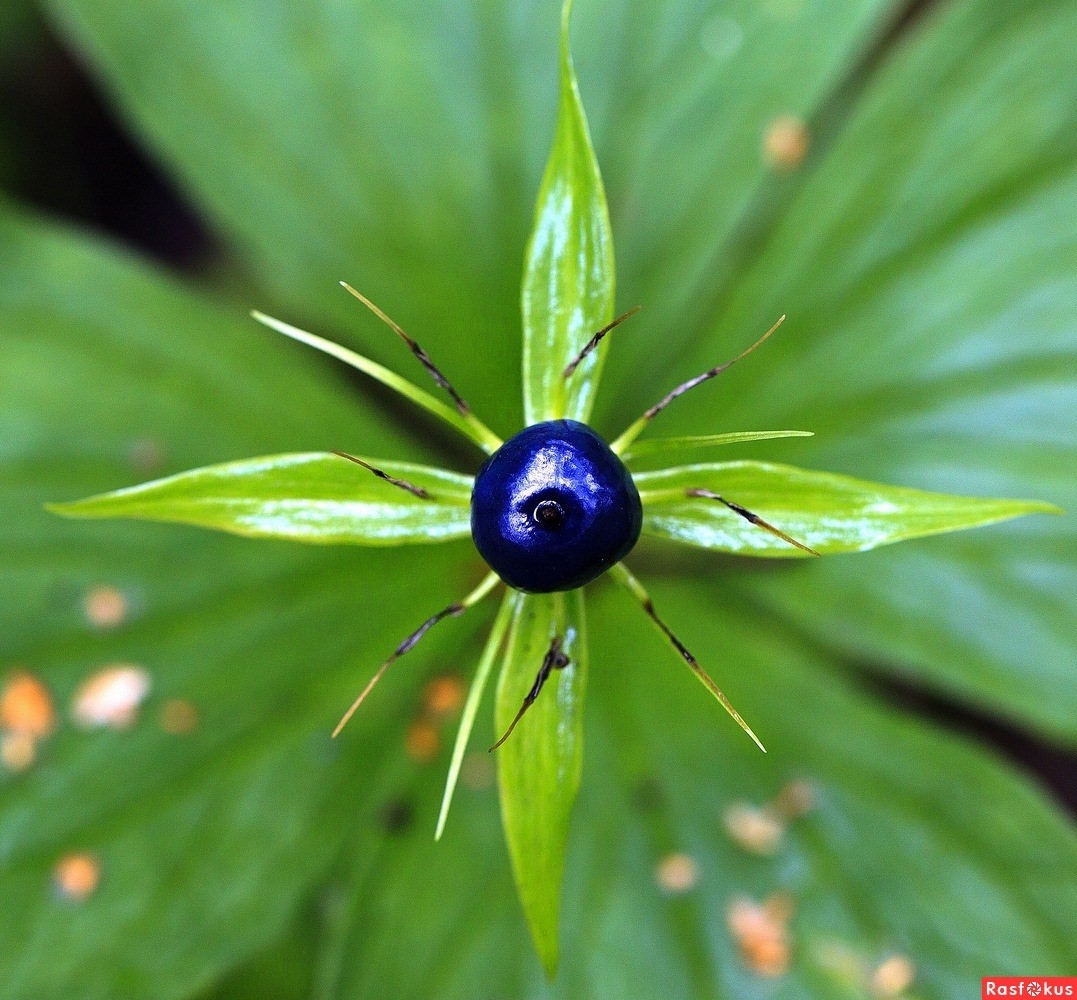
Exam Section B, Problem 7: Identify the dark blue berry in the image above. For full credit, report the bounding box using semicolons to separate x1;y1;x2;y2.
471;419;642;592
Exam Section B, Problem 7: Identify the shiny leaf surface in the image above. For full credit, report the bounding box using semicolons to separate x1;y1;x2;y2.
632;0;1077;735
521;0;614;426
45;0;893;430
51;453;473;546
494;588;587;975
266;582;1077;999
621;430;813;464
0;205;480;998
635;461;1055;557
3;0;1073;992
436;589;516;841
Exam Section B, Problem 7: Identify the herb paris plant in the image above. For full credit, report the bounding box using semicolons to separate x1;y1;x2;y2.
47;0;1061;979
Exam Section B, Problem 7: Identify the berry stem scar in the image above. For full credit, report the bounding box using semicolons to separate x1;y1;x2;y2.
331;450;431;499
332;571;501;739
489;634;570;751
610;315;785;455
608;562;765;753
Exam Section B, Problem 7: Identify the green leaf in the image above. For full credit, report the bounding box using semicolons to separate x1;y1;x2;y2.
279;583;1077;998
0;205;477;997
9;0;1077;992
494;588;587;976
635;461;1056;557
200;912;319;1000
44;0;895;432
609;562;765;752
50;452;473;546
521;0;614;426
636;0;1077;736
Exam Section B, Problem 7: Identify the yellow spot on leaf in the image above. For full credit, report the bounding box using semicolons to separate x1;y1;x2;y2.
1;731;37;773
764;114;810;171
872;955;916;997
655;852;699;895
83;585;128;629
53;852;101;901
722;801;784;855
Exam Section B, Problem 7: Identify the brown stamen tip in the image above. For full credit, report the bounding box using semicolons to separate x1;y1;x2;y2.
332;603;466;738
686;488;820;556
339;281;472;415
562;305;642;378
489;636;567;751
332;450;430;499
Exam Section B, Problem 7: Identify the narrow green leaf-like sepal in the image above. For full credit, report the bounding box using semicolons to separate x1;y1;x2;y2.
495;588;587;977
621;430;813;462
49;452;474;546
436;589;516;840
636;461;1060;556
253;311;503;454
521;0;614;425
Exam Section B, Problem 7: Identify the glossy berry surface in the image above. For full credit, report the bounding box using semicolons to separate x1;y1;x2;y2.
471;419;642;593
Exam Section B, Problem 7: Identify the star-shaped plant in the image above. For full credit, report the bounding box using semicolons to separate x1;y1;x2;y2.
48;1;1059;974
6;0;1076;994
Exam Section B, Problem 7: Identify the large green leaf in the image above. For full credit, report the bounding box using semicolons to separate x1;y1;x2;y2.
495;589;587;976
521;0;613;426
0;206;481;997
635;461;1055;557
51;452;473;546
253;582;1077;998
624;0;1077;739
43;0;896;431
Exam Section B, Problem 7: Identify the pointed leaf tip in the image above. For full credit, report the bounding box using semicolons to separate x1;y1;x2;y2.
637;461;1062;557
46;453;473;545
495;590;587;976
521;0;614;427
252;310;501;453
436;590;516;841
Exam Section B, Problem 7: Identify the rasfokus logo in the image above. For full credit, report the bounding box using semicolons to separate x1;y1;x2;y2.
982;979;1076;998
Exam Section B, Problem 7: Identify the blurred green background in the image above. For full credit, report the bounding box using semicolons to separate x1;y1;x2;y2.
1;1;1074;998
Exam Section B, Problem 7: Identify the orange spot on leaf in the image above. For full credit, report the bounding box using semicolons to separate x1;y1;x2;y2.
0;671;56;738
727;894;794;977
405;721;440;763
422;674;465;720
53;852;101;901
